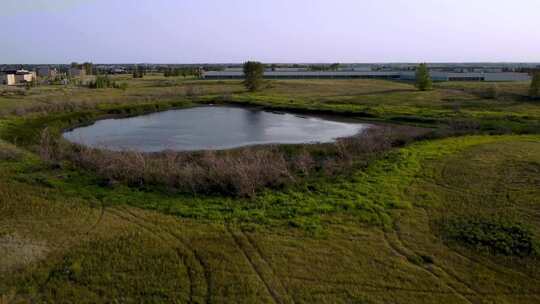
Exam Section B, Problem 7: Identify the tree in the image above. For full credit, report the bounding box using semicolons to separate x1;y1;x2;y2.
243;61;264;92
133;66;144;78
530;72;540;99
83;62;93;75
415;63;432;91
330;63;340;71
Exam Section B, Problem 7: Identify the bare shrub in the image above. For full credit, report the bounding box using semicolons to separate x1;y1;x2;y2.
46;140;294;197
39;128;56;162
290;148;315;176
40;124;425;197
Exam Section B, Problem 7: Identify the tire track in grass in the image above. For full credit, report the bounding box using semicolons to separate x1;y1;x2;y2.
83;199;106;236
283;275;466;295
424;152;540;288
115;206;212;304
107;207;200;303
382;230;474;304
35;201;105;300
242;230;296;304
226;225;285;304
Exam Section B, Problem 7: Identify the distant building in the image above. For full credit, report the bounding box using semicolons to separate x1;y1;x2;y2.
37;66;58;78
1;70;36;85
202;70;531;82
15;70;36;83
203;71;402;80
401;71;532;82
111;68;127;74
69;67;86;78
1;73;16;85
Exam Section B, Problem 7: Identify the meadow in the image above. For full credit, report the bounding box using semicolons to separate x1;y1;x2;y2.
1;76;539;303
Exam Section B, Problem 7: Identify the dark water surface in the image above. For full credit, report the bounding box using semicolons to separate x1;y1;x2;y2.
63;106;371;152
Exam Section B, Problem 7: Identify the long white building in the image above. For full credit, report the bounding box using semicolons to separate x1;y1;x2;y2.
203;70;531;82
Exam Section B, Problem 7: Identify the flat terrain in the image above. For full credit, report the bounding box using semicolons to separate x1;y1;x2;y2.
1;77;539;303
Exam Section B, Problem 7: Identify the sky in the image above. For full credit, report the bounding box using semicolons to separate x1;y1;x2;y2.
1;0;539;64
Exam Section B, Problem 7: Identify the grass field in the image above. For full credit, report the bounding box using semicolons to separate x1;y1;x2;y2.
1;76;539;303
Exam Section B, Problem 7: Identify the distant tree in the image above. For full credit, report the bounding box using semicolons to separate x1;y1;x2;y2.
88;75;126;90
530;72;540;99
415;63;432;91
83;62;93;75
330;63;340;71
133;66;144;78
71;62;79;68
243;61;265;92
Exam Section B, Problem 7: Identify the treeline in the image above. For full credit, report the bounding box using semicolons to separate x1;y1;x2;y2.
163;68;201;77
308;63;341;71
88;75;127;90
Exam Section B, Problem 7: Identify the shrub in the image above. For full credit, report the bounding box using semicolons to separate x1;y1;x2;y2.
440;217;538;257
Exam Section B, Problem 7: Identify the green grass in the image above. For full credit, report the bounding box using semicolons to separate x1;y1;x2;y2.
1;76;540;303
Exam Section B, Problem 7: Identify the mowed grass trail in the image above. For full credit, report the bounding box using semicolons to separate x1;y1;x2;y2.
1;135;539;303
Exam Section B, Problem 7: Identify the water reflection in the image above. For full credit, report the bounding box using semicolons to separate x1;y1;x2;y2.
63;106;370;152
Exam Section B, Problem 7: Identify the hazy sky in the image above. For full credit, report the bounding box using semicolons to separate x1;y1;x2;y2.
1;0;539;63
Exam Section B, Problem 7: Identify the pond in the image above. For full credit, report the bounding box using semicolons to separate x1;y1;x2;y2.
63;106;371;152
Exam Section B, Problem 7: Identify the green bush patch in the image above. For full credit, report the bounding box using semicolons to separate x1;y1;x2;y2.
441;217;538;257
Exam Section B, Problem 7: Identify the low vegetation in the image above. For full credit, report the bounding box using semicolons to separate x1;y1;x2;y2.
440;217;538;257
1;75;540;302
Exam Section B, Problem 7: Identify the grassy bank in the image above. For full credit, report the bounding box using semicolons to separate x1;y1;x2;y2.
2;135;539;303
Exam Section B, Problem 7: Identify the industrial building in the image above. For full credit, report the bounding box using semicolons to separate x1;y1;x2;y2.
399;72;531;82
202;70;531;82
203;71;401;80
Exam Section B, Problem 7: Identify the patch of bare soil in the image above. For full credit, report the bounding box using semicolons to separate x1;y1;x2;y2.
0;233;49;273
